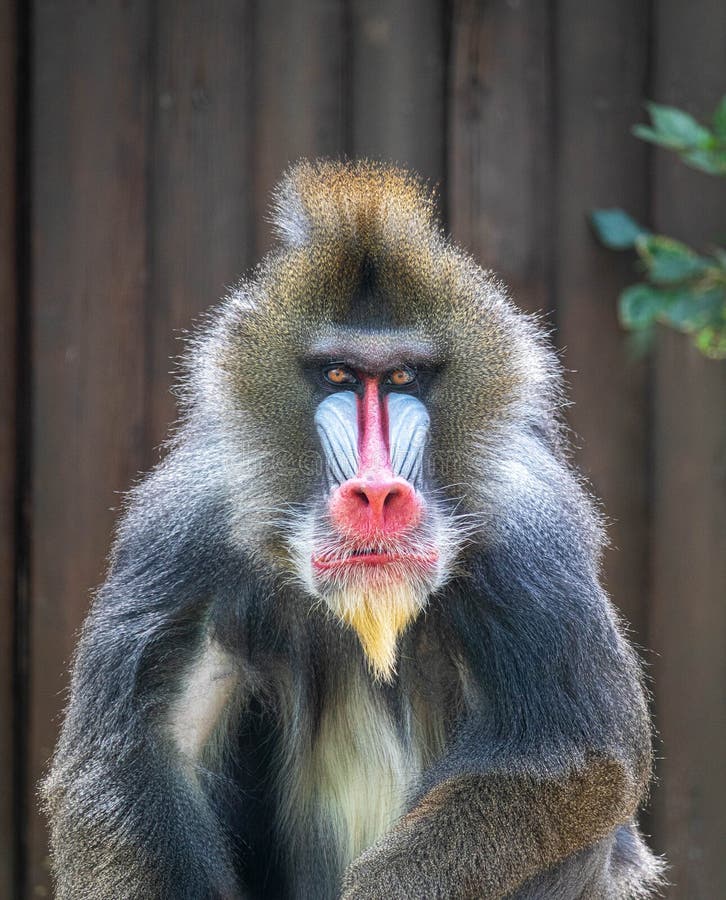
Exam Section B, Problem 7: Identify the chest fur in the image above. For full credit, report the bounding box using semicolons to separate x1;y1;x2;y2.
277;675;425;871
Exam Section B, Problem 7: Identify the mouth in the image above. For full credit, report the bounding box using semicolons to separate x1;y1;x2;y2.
312;547;439;574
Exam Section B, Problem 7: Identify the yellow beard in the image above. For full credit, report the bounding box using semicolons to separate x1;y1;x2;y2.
330;581;425;682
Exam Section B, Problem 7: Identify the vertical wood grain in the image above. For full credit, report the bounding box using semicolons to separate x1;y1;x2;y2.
0;0;18;894
649;1;726;894
13;4;726;897
147;0;255;453
28;2;151;894
350;0;446;188
252;0;346;256
447;0;553;315
553;0;651;638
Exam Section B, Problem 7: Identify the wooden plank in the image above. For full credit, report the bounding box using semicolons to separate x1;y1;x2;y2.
350;0;446;187
448;0;553;314
649;1;726;894
0;0;17;894
28;2;151;894
252;0;345;256
651;334;726;896
147;0;255;453
448;0;651;634
553;0;651;639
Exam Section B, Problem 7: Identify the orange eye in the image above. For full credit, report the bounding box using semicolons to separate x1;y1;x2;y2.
324;365;358;385
387;367;416;387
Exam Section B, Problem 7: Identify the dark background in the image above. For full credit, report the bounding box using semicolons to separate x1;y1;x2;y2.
1;1;725;897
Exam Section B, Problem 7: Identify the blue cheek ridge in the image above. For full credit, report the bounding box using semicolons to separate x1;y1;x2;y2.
387;393;430;487
314;391;359;486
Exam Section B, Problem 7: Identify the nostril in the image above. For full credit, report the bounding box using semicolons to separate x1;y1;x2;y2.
357;484;401;509
383;488;399;508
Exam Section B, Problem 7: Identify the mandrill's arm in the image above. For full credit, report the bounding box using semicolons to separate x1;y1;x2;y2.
342;442;652;899
43;452;252;900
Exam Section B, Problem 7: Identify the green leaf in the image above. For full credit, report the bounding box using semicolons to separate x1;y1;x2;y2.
640;102;712;149
658;294;696;330
590;208;648;249
695;324;726;358
650;286;723;332
691;287;725;324
636;235;710;283
682;147;726;175
712;95;726;140
619;283;665;329
632;124;678;148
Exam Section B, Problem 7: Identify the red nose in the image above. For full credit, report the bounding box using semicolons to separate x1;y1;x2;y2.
330;476;422;537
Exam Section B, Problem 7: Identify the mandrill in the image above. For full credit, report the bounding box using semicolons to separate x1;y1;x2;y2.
44;160;663;899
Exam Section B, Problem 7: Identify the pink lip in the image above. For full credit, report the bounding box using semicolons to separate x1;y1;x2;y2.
312;551;438;574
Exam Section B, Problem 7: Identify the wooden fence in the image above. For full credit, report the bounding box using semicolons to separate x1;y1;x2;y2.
1;1;725;897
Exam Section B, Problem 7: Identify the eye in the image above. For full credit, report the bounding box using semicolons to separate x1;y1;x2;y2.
386;367;417;387
323;365;358;386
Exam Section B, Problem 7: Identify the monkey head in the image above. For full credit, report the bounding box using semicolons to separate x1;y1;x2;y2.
195;160;557;680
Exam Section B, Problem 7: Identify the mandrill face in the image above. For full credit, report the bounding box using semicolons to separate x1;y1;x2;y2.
213;161;547;680
299;349;464;681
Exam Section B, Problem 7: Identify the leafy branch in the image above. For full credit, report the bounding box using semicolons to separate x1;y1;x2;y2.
591;97;726;358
